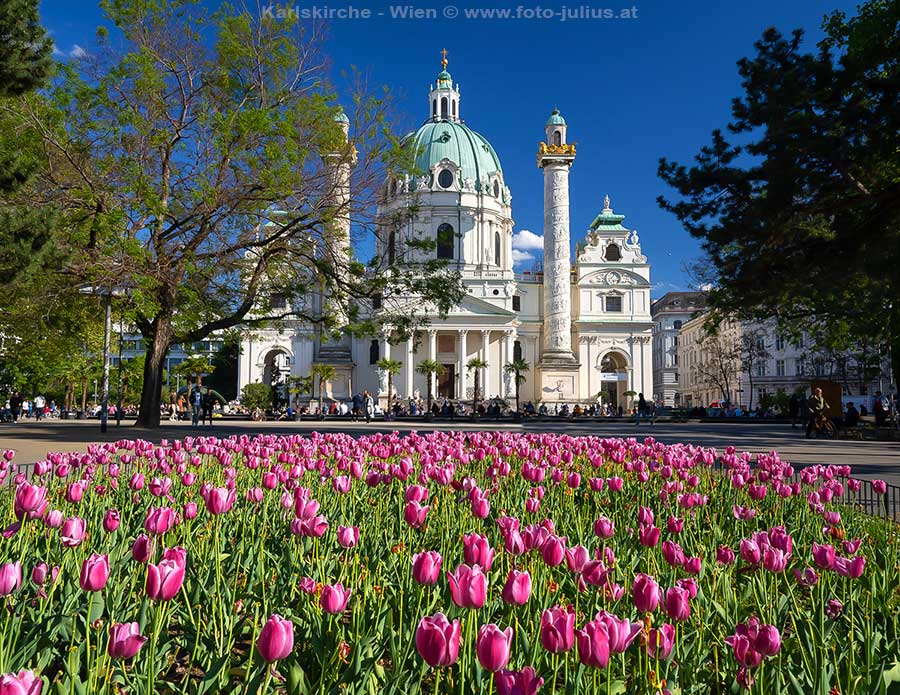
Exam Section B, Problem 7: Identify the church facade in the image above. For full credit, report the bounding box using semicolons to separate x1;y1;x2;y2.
237;59;653;409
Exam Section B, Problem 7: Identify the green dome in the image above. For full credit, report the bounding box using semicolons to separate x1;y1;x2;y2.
545;108;566;126
334;108;349;124
408;120;503;189
436;69;453;89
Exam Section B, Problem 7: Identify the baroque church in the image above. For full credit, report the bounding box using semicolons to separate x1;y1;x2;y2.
237;57;653;409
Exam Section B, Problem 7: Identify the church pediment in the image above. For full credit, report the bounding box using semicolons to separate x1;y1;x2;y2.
393;293;516;318
579;268;649;288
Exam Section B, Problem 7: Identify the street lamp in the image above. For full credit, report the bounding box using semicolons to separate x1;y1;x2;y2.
79;285;127;434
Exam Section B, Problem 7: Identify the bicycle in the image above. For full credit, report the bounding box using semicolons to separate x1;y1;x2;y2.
811;412;836;439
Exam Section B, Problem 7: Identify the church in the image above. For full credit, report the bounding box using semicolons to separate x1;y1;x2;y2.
237;57;653;410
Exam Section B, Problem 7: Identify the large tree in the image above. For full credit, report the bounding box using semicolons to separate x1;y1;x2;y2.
658;0;900;382
6;0;463;427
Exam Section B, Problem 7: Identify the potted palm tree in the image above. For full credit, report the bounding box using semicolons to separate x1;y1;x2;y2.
415;359;445;419
503;358;529;420
466;357;488;419
287;375;313;420
309;364;336;420
376;357;403;420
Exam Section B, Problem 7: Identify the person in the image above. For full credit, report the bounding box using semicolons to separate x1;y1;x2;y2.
844;402;860;428
805;387;828;438
539;402;548;416
33;394;46;421
873;391;887;427
408;397;418;416
648;399;657;425
448;401;456;419
202;392;214;426
190;385;203;426
351;392;362;422
635;393;648;425
364;390;374;423
9;392;22;423
788;392;801;429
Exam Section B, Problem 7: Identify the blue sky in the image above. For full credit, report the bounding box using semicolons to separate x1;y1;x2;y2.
41;0;859;297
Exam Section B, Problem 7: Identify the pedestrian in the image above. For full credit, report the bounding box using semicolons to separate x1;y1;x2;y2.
788;392;801;429
805;387;828;439
873;391;890;427
648;399;656;425
9;392;22;423
33;394;46;421
364;390;374;423
202;392;214;426
635;393;647;425
351;392;363;422
190;385;203;427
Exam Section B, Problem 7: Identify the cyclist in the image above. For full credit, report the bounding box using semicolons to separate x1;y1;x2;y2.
805;387;830;439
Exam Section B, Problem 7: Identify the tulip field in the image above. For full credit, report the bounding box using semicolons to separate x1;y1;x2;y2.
1;432;899;695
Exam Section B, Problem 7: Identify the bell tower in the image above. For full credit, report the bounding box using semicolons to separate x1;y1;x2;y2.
428;49;461;122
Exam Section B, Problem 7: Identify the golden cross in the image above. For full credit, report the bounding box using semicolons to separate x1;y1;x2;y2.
440;48;449;69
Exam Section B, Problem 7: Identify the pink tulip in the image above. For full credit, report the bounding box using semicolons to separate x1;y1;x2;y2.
463;533;495;571
405;485;429;502
415;613;461;667
0;670;42;695
404;501;430;529
664;586;691;621
320;583;351;613
183;502;197;520
676;577;698;599
143;507;176;535
637;506;654;526
762;547;788;573
540;605;575;653
726;634;762;668
108;622;147;659
638;524;660;547
632;574;660;613
447;564;487;609
103;510;120;533
412;551;443;585
205;487;236;515
0;562;22;596
145;547;186;601
476;623;513;672
257;614;294;662
79;553;110;592
541;535;566;567
132;534;153;563
646;623;675;659
739;539;761;566
826;599;843;618
14;482;47;520
30;563;48;587
494;667;544;695
501;569;531;605
60;517;86;547
503;529;526;556
683;556;702;575
812;543;835;570
564;545;590;574
716;546;736;565
754;624;782;656
872;479;887;494
594;611;641;653
44;510;63;529
336;526;359;549
299;577;316;594
661;541;684;568
793;567;819;587
576;619;611;668
833;555;865;578
666;516;684;534
471;494;491;519
593;516;614;538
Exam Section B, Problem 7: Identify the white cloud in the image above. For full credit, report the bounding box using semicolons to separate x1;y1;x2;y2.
512;229;543;252
512;249;535;265
70;45;87;59
698;283;714;292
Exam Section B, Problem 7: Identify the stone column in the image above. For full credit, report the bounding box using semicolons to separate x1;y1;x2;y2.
480;330;490;398
428;329;438;400
378;331;390;399
458;330;468;400
503;330;516;396
539;158;576;365
405;333;415;398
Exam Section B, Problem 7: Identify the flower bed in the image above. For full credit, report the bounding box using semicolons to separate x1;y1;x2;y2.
1;432;899;694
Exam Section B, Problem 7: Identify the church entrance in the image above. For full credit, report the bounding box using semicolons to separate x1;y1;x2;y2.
601;381;618;409
598;352;628;411
438;364;456;399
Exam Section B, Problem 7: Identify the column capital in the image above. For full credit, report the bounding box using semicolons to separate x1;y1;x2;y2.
458;328;469;337
426;328;438;337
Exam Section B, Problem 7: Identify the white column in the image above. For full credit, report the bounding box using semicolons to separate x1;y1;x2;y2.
405;333;415;398
503;330;516;396
458;330;468;400
586;339;593;399
480;330;490;398
378;332;390;398
428;329;438;399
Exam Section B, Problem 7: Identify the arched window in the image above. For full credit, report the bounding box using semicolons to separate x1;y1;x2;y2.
494;232;501;267
432;99;437;117
369;340;379;365
605;243;621;261
388;230;396;265
440;97;448;119
437;223;454;259
553;130;561;146
452;100;457;117
493;180;500;197
514;340;523;362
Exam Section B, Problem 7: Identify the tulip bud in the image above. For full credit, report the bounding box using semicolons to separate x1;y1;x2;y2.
108;622;147;659
257;614;294;662
415;613;461;667
79;553;110;592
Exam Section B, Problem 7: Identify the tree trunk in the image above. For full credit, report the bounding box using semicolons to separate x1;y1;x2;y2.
318;377;324;414
473;371;480;412
387;374;393;412
747;374;754;411
515;377;520;414
80;380;87;412
136;320;173;428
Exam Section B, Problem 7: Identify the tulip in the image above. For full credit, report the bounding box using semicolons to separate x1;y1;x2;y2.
31;563;48;587
14;482;47;520
336;525;359;549
108;622;147;659
594;611;641;653
632;574;660;613
826;598;843;618
540;605;575;653
565;545;590;574
576;619;611;668
132;534;153;563
103;510;120;533
664;586;691;621
463;533;496;571
205;487;236;515
0;670;42;695
471;494;491;519
811;543;835;570
145;547;187;601
762;547;788;573
44;510;63;529
683;556;702;575
476;624;513;672
415;613;461;667
637;506;654;526
666;516;684;534
872;479;887;494
412;551;443;585
503;529;526;556
494;667;544;695
501;569;531;605
257;614;294;662
447;564;487;609
716;546;736;565
646;623;675;659
79;553;110;592
793;567;819;587
753;624;781;656
405;485;429;502
593;516;614;538
726;634;762;668
299;577;316;594
60;516;86;547
144;507;176;535
320;583;351;613
0;562;22;596
739;539;761;566
404;500;430;529
661;541;684;567
833;555;865;578
183;502;197;520
638;524;660;547
541;535;566;567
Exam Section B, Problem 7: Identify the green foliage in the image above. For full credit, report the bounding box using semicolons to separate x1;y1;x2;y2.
0;0;53;98
239;382;270;411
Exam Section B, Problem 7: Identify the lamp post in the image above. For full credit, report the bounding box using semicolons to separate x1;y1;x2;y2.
116;315;124;427
80;285;127;433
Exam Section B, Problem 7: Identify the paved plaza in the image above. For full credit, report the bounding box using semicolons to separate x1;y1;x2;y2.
1;418;898;488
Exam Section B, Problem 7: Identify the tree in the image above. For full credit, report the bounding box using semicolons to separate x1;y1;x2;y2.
310;364;336;415
738;328;771;411
658;0;900;383
415;359;445;414
240;382;270;412
173;356;215;389
466;357;488;413
0;0;53;98
689;326;741;406
503;358;529;414
5;0;465;428
287;375;314;410
376;358;402;412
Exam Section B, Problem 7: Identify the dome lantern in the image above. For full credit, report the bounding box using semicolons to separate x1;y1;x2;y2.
428;48;461;123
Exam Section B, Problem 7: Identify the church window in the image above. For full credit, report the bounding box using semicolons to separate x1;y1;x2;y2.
440;97;448;119
369;340;379;365
553;130;561;146
432;99;437;117
436;223;454;259
514;340;523;362
438;169;454;189
673;320;682;330
494;232;501;266
512;295;521;312
452;99;457;117
604;243;621;261
493;180;500;197
605;295;623;312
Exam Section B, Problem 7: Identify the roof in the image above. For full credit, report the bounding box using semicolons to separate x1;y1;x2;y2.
545;108;566;126
407;119;504;193
650;291;709;316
